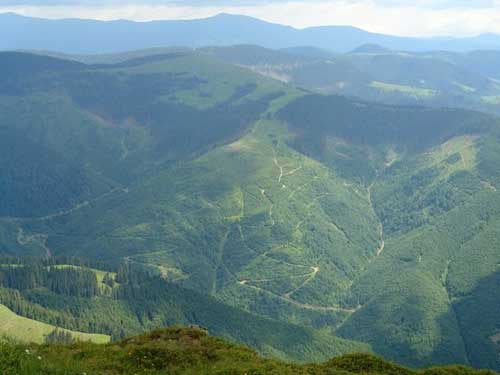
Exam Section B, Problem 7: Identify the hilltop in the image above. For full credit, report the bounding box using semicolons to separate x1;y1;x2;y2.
0;327;497;374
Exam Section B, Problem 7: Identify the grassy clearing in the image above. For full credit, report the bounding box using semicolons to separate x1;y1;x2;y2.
0;304;110;344
453;81;477;93
482;96;500;105
425;135;478;181
52;264;116;285
370;81;437;98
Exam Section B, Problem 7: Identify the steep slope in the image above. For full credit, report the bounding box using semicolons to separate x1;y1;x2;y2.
336;138;500;368
10;96;500;369
3;51;500;370
0;51;285;218
18;116;379;330
0;51;371;362
279;95;500;369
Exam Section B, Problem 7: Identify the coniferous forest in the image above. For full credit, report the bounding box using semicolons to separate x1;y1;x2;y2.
3;9;500;374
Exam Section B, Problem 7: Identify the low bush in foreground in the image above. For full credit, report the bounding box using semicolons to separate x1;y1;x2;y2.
0;327;497;374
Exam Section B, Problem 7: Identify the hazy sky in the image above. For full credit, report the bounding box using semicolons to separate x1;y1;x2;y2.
2;0;500;36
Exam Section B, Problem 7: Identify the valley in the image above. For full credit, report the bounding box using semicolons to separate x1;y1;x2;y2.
1;46;500;372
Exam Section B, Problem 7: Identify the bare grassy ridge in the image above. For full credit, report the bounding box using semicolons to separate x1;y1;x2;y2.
0;327;497;375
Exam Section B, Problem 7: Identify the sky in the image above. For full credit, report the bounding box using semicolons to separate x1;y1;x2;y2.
2;0;500;37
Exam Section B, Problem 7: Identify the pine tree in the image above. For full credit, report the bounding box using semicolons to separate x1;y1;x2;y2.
45;328;75;344
103;273;114;288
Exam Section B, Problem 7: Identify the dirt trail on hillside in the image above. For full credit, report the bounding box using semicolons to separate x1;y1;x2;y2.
120;137;130;160
284;266;319;298
273;154;284;183
376;227;385;256
237;149;362;313
367;173;385;257
213;228;232;293
238;280;359;313
260;189;275;226
284;166;302;177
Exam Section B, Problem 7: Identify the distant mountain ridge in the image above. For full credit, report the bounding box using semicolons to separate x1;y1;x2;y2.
199;44;500;115
3;12;500;53
349;44;392;54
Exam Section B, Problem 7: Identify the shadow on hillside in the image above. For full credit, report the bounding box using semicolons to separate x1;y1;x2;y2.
446;269;500;371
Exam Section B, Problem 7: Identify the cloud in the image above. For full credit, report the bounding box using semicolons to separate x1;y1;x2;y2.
0;0;499;8
2;0;500;36
374;0;498;9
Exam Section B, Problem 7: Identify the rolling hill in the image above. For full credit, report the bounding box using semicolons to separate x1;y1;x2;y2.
1;50;500;371
203;44;500;115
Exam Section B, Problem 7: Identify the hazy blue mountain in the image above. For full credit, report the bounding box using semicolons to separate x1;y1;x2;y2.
280;46;338;59
349;44;391;54
427;50;500;80
3;12;500;54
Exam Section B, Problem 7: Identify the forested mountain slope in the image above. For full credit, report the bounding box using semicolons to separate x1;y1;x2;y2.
203;45;500;115
279;95;500;368
0;258;366;362
1;51;500;370
0;50;284;218
29;45;500;115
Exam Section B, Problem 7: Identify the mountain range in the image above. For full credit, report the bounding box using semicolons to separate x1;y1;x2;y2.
4;12;500;53
1;47;500;372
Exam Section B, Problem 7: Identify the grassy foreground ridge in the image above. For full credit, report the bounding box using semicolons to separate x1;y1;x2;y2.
0;327;496;374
